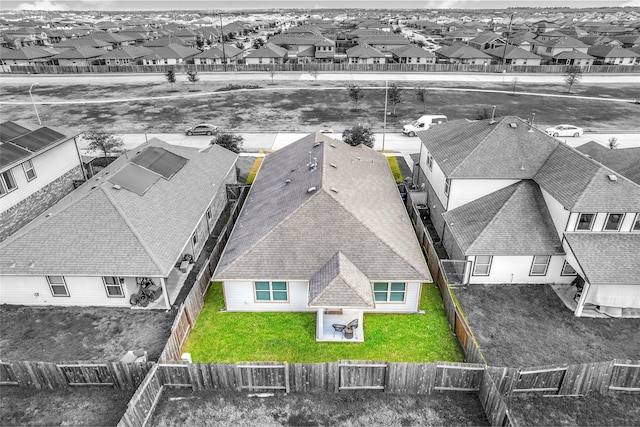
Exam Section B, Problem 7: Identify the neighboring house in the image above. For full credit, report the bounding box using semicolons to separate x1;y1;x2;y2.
587;46;640;65
414;116;640;317
140;44;200;65
98;46;153;65
214;133;431;342
346;43;387;64
552;49;595;66
192;44;243;65
508;32;537;51
0;46;58;65
577;35;622;47
435;44;492;65
82;32;137;47
576;141;640;185
0;139;238;309
534;36;589;60
468;32;505;51
355;35;410;53
244;43;288;65
49;46;106;66
616;35;640;48
390;45;436;64
484;45;542;66
268;34;333;62
55;38;113;50
0;121;84;241
313;38;336;62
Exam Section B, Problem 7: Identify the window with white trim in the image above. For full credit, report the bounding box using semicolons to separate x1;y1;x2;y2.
444;179;451;196
373;282;406;302
561;261;577;276
192;232;198;246
472;256;492;276
254;281;288;301
576;213;595;231
22;160;36;181
530;255;551;276
206;207;212;221
604;213;624;231
0;170;18;196
103;276;125;297
426;152;433;170
47;276;69;297
633;213;640;231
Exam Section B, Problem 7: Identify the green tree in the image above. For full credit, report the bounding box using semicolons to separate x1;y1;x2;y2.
565;66;583;93
388;83;403;116
342;124;374;148
347;83;364;111
186;69;199;91
415;86;427;113
268;64;277;84
165;68;176;91
235;41;244;50
309;63;320;82
252;38;265;49
211;133;243;153
84;131;124;165
473;105;507;120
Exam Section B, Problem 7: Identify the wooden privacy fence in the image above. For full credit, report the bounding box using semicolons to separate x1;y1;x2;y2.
405;193;486;365
6;63;640;74
0;360;152;390
479;369;516;427
157;186;249;363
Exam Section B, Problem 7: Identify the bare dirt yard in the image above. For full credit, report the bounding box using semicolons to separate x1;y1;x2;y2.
148;388;489;427
508;392;640;426
454;284;640;367
0;305;174;362
1;80;639;133
0;386;133;426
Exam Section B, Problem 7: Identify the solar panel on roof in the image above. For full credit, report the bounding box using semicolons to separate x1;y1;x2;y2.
108;163;161;196
0;121;31;143
0;142;32;169
131;146;188;179
10;127;65;152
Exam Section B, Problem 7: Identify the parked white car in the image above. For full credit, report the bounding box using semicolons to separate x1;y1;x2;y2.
402;115;448;137
545;124;584;137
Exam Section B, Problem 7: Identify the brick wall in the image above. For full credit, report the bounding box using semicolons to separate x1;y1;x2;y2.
0;165;83;242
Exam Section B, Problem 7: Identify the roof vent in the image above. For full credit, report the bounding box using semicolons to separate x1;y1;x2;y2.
313;142;321;147
608;174;617;181
284;179;291;185
330;163;337;168
528;112;536;132
112;184;122;190
330;143;336;148
330;186;338;193
356;157;361;161
46;213;52;217
509;123;517;128
488;105;497;124
307;186;317;193
28;260;35;268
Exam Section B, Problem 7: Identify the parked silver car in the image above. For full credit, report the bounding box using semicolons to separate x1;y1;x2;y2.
185;123;218;136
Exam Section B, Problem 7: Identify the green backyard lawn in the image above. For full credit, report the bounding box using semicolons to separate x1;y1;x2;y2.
183;283;464;363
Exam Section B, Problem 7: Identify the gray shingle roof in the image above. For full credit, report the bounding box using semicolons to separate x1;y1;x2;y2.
0;139;238;277
534;143;640;211
443;181;562;256
245;43;288;58
564;233;640;286
435;44;492;59
308;252;375;308
419;116;558;179
576;141;640;185
215;133;430;283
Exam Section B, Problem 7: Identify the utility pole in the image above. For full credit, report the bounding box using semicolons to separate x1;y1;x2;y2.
29;83;41;125
382;81;388;152
219;13;227;72
502;13;516;71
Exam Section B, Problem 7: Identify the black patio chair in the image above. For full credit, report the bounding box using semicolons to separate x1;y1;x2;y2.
346;319;359;339
332;324;346;338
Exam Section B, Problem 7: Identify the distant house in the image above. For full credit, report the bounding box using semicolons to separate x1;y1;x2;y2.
50;46;106;66
552;49;595;66
435;43;492;65
0;46;58;65
587;46;640;65
468;32;505;51
214;133;431;342
415;117;640;317
268;34;333;63
390;45;436;64
346;43;387;64
443;28;481;44
578;35;622;47
82;32;137;47
508;32;537;51
615;35;640;49
192;44;243;65
535;20;561;34
0;140;238;309
0;121;84;241
244;43;288;65
355;35;410;53
140;44;200;65
576;141;640;185
484;45;542;66
99;46;153;65
534;36;589;60
55;38;113;50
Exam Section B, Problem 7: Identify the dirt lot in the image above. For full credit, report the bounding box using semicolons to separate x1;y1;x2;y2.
508;392;640;426
1;80;639;133
0;305;174;362
149;388;489;427
0;386;133;426
454;285;640;367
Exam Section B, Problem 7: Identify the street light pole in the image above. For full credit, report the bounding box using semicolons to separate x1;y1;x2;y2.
28;83;41;125
502;13;516;71
382;80;388;151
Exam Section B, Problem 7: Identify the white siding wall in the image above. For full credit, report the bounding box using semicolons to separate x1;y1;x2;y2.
467;255;575;284
541;188;570;237
562;240;586;278
447;179;519;210
0;275;137;306
419;155;449;209
365;282;421;313
223;280;312;312
1;139;80;212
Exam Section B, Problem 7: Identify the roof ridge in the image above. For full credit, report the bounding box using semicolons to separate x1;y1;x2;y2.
100;186;165;275
450;117;510;176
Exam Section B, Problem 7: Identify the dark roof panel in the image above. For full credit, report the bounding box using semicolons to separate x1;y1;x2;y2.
10;127;65;152
0;142;31;169
0;121;31;143
131;146;188;179
108;163;161;196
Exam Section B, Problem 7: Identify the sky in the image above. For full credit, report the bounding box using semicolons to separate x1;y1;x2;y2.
5;0;640;11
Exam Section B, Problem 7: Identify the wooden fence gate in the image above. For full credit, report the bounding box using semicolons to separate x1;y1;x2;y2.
237;364;290;393
513;367;567;394
0;362;18;385
609;362;640;392
337;363;387;391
